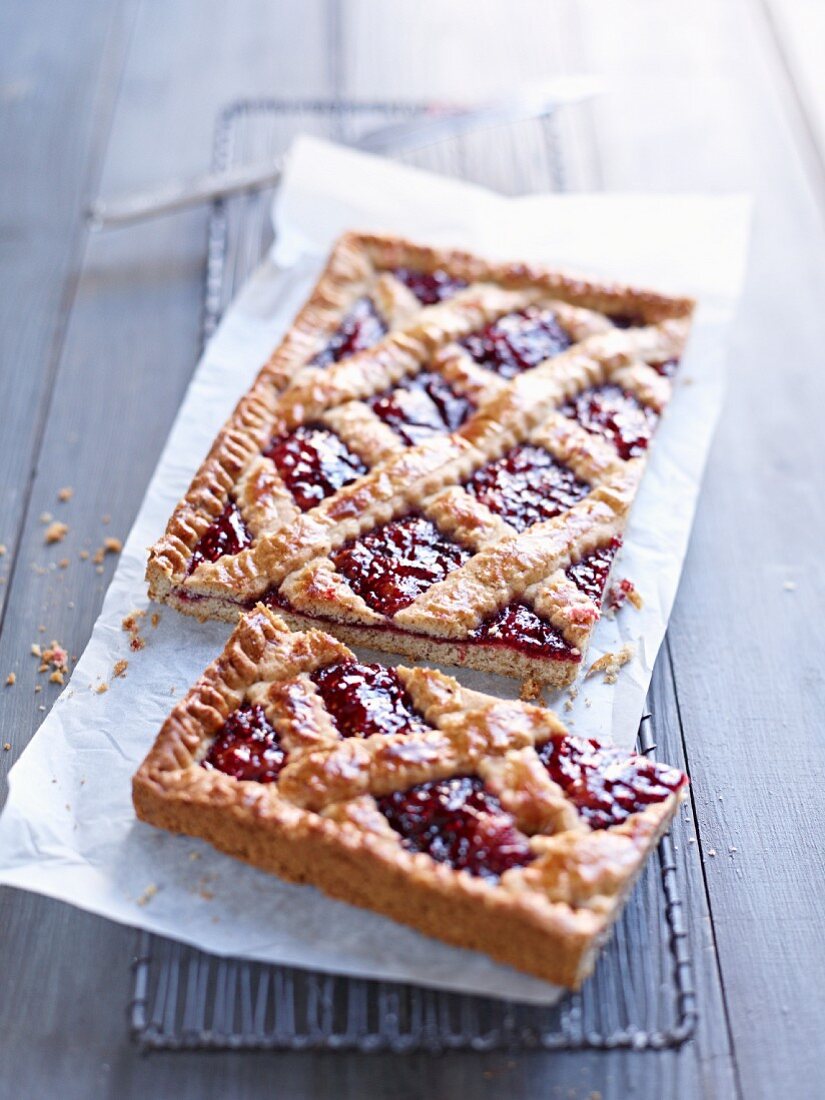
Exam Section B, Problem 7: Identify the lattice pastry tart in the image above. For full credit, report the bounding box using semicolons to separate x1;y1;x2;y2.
147;233;695;688
133;606;688;988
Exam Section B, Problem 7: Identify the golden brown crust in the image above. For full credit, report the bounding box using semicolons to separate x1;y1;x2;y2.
133;607;687;989
147;232;695;685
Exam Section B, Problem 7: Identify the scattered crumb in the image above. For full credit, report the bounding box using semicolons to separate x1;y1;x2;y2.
587;643;635;684
136;883;158;906
94;682;108;695
38;624;45;633
0;544;6;556
113;659;128;679
58;557;69;569
104;536;122;554
519;676;543;702
151;612;160;629
729;846;737;853
40;641;69;678
563;698;574;712
49;670;64;685
3;743;10;751
5;672;16;687
707;848;717;857
188;851;201;862
584;697;592;708
608;578;644;612
57;487;74;502
198;887;214;901
44;521;69;545
38;705;45;711
39;512;53;524
34;684;42;694
101;514;111;525
122;609;147;651
79;549;89;561
688;836;697;844
782;580;797;592
31;643;41;657
95;565;104;575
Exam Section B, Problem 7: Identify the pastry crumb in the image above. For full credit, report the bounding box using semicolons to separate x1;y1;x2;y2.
188;851;201;861
587;643;635;683
104;536;122;554
151;612;161;628
3;742;10;751
782;580;797;592
113;659;128;679
101;514;111;525
49;670;64;685
5;672;16;687
44;521;69;545
58;557;70;569
94;682;108;695
31;643;42;657
39;512;53;524
79;549;89;560
0;543;6;556
563;698;574;712
608;578;643;612
136;884;158;906
34;684;42;694
122;609;147;651
57;486;74;502
707;848;717;857
519;676;543;702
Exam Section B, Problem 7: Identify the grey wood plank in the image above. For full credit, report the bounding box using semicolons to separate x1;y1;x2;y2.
0;0;134;620
758;0;825;191
2;0;819;1096
578;0;825;1096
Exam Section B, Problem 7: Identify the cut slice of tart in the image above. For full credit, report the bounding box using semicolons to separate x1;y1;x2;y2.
147;232;694;688
133;606;688;989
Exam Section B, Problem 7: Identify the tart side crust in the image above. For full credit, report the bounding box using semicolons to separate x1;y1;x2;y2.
133;606;686;989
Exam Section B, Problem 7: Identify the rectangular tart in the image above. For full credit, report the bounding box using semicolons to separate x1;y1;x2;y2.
147;232;695;688
133;605;688;989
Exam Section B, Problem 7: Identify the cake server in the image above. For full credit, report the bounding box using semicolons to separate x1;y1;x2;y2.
88;75;602;229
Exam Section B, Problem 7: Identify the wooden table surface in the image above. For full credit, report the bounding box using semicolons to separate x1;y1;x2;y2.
2;2;823;1097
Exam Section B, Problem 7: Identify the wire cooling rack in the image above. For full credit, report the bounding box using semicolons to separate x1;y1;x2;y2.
130;99;697;1053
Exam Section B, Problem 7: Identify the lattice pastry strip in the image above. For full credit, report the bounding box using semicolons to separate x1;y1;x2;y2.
134;607;687;989
148;233;694;688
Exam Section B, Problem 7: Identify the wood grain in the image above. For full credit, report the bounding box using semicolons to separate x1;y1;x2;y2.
579;0;825;1096
1;0;824;1096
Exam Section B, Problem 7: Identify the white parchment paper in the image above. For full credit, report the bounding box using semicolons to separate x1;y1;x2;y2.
0;138;750;1003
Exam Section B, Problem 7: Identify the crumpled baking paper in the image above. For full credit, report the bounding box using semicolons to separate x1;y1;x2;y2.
0;137;750;1003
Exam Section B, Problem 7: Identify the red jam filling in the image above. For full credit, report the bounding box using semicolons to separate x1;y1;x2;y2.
460;307;571;379
566;537;622;605
368;369;474;446
312;660;431;739
465;443;589;532
471;601;578;662
558;384;658;460
311;297;387;368
377;775;534;882
610;313;645;329
202;703;285;783
264;424;368;512
537;735;686;829
653;358;679;378
330;514;472;618
188;500;251;573
392;267;468;305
